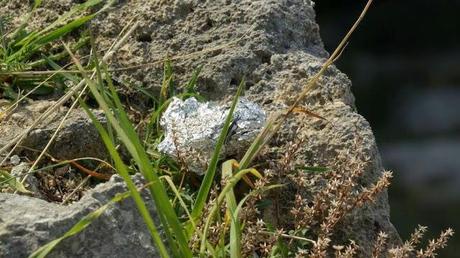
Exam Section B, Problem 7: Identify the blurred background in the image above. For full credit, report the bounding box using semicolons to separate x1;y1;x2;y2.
315;0;460;256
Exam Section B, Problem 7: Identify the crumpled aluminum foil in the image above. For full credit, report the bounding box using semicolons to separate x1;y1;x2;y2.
158;97;266;175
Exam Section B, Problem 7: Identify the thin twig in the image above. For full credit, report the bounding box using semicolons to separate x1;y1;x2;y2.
259;230;316;244
21;79;88;185
61;175;91;205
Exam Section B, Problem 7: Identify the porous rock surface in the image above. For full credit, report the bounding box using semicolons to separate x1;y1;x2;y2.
0;100;107;162
0;0;401;257
0;174;159;258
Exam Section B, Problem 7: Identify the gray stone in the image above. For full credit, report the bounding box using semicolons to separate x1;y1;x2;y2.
158;97;266;174
9;155;20;166
0;174;159;258
245;50;401;254
10;162;42;197
88;0;327;102
0;100;107;162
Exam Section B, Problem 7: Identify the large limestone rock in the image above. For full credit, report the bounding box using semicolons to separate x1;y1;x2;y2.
0;175;159;258
0;0;401;256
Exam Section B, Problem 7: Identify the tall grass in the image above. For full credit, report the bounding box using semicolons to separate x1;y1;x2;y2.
0;0;113;99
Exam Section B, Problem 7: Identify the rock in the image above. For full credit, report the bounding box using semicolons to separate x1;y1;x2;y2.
90;0;327;103
9;155;20;166
245;50;401;253
10;162;42;197
0;0;401;256
0;100;107;162
0;174;159;258
158;97;266;174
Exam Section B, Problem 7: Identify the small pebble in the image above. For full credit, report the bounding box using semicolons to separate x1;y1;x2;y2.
10;155;21;166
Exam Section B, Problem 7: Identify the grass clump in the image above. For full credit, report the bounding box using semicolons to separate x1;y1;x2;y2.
0;0;112;100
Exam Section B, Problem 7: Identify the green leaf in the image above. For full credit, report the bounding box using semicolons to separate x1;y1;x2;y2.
189;78;245;235
65;46;171;258
199;166;263;256
0;170;31;194
19;83;55;96
296;166;329;173
103;63;191;258
238;112;282;170
159;59;174;106
65;44;191;257
33;0;43;9
44;57;81;83
185;65;202;94
255;199;272;210
221;160;242;258
14;0;103;48
270;239;289;258
35;15;95;47
80;101;170;258
1;85;18;99
7;0;108;64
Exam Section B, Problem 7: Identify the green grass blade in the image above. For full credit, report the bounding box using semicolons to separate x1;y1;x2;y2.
199;167;262;256
162;176;195;228
234;185;283;217
33;0;43;8
66;46;172;256
36;0;101;39
238;113;281;170
8;0;42;42
102;64;191;258
31;36;89;68
8;0;111;65
0;169;31;194
14;0;103;48
133;84;159;103
80;101;170;258
190;78;245;232
95;55;117;149
144;91;203;142
44;57;80;83
185;65;202;94
161;175;217;252
297;166;329;173
159;60;174;106
37;15;94;45
64;44;191;257
221;160;242;258
7;15;95;63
